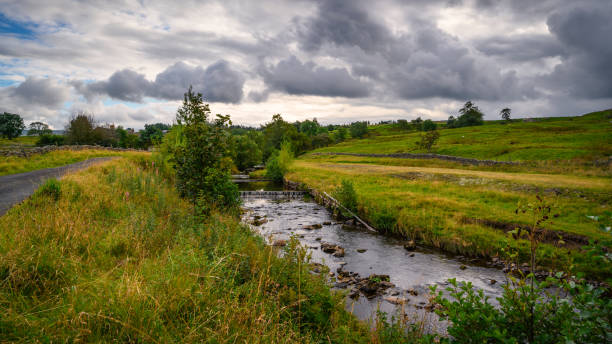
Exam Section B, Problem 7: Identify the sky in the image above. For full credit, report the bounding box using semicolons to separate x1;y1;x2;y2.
0;0;611;130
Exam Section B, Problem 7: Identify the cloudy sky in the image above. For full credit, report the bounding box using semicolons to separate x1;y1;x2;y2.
0;0;611;129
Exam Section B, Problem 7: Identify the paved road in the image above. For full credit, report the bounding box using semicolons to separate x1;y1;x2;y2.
0;157;115;216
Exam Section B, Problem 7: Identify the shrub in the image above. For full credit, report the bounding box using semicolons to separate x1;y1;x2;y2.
416;130;440;152
265;141;293;183
333;179;358;213
36;134;64;146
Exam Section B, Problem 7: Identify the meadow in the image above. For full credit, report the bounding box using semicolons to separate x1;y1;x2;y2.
0;156;422;343
0;149;148;176
288;110;612;281
319;109;612;162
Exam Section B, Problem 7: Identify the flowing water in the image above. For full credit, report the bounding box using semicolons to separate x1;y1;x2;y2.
239;182;508;331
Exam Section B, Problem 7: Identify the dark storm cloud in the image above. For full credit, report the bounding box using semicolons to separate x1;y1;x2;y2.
294;0;535;101
11;77;69;107
544;2;612;99
79;60;245;103
297;0;391;53
260;55;370;98
476;34;566;61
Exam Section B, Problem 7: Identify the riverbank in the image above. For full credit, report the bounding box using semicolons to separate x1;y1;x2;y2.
0;157;412;342
286;157;612;282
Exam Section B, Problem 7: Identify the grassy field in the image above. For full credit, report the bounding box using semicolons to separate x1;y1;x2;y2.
0;149;150;176
0;136;38;148
0;156;424;342
288;110;612;281
318;109;612;162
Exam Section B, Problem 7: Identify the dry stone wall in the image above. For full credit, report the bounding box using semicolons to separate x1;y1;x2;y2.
0;145;145;158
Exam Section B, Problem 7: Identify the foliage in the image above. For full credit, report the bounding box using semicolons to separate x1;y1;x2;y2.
115;126;140;148
333;127;348;143
501;107;512;122
416;130;440;152
0;112;25;139
36;134;64;146
422;119;437;131
27;121;52;136
349;121;368;138
266;140;293;183
231;133;263;171
139;123;170;148
298;118;321;136
394;119;410;130
432;197;611;343
172;87;238;210
333;179;358;213
64;112;96;145
447;101;484;128
411;117;423;131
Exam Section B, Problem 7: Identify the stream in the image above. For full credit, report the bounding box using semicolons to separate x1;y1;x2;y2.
239;182;508;331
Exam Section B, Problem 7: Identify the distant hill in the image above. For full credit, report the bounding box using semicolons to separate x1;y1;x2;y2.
314;109;612;162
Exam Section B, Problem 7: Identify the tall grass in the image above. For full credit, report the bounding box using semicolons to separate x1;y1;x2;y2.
0;149;150;176
0;157;424;342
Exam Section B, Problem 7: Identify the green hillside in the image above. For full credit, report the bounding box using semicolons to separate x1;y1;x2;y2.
317;110;612;162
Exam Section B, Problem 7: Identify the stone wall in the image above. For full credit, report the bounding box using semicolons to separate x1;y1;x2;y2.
0;145;145;158
312;152;518;166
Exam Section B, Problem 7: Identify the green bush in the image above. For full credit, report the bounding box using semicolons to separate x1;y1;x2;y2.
333;179;358;213
265;141;293;183
36;134;64;146
349;121;368;138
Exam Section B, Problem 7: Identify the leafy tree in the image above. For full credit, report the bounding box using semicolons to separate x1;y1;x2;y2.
265;141;293;183
333;179;358;213
232;134;262;171
333;127;347;143
139;123;170;148
262;114;299;159
299;118;321;137
0;112;25;139
395;119;410;130
116;126;140;148
172;87;238;210
411;117;423;131
446;115;457;128
349;121;368;138
422;119;437;131
92;124;119;146
500;107;512;122
64;112;96;144
456;101;484;127
28;121;52;136
416;130;440;152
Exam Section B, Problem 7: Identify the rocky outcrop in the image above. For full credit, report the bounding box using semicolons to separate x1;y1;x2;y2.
0;145;144;157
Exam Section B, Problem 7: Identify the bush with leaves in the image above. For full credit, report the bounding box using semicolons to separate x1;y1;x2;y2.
422;119;437;131
28;121;52;136
36;134;64;146
172;87;238;211
416;130;440;152
333;179;358;214
265;140;293;183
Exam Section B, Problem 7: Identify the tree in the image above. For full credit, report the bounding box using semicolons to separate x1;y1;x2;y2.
422;119;437;131
266;141;293;183
456;101;484;127
172;86;238;209
349;121;368;138
28;121;52;136
411;117;423;131
395;119;410;130
0;112;25;139
232;134;262;171
64;112;96;145
416;130;440;152
500;107;511;122
262;114;299;159
299;118;320;137
139;123;170;148
333;127;347;143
